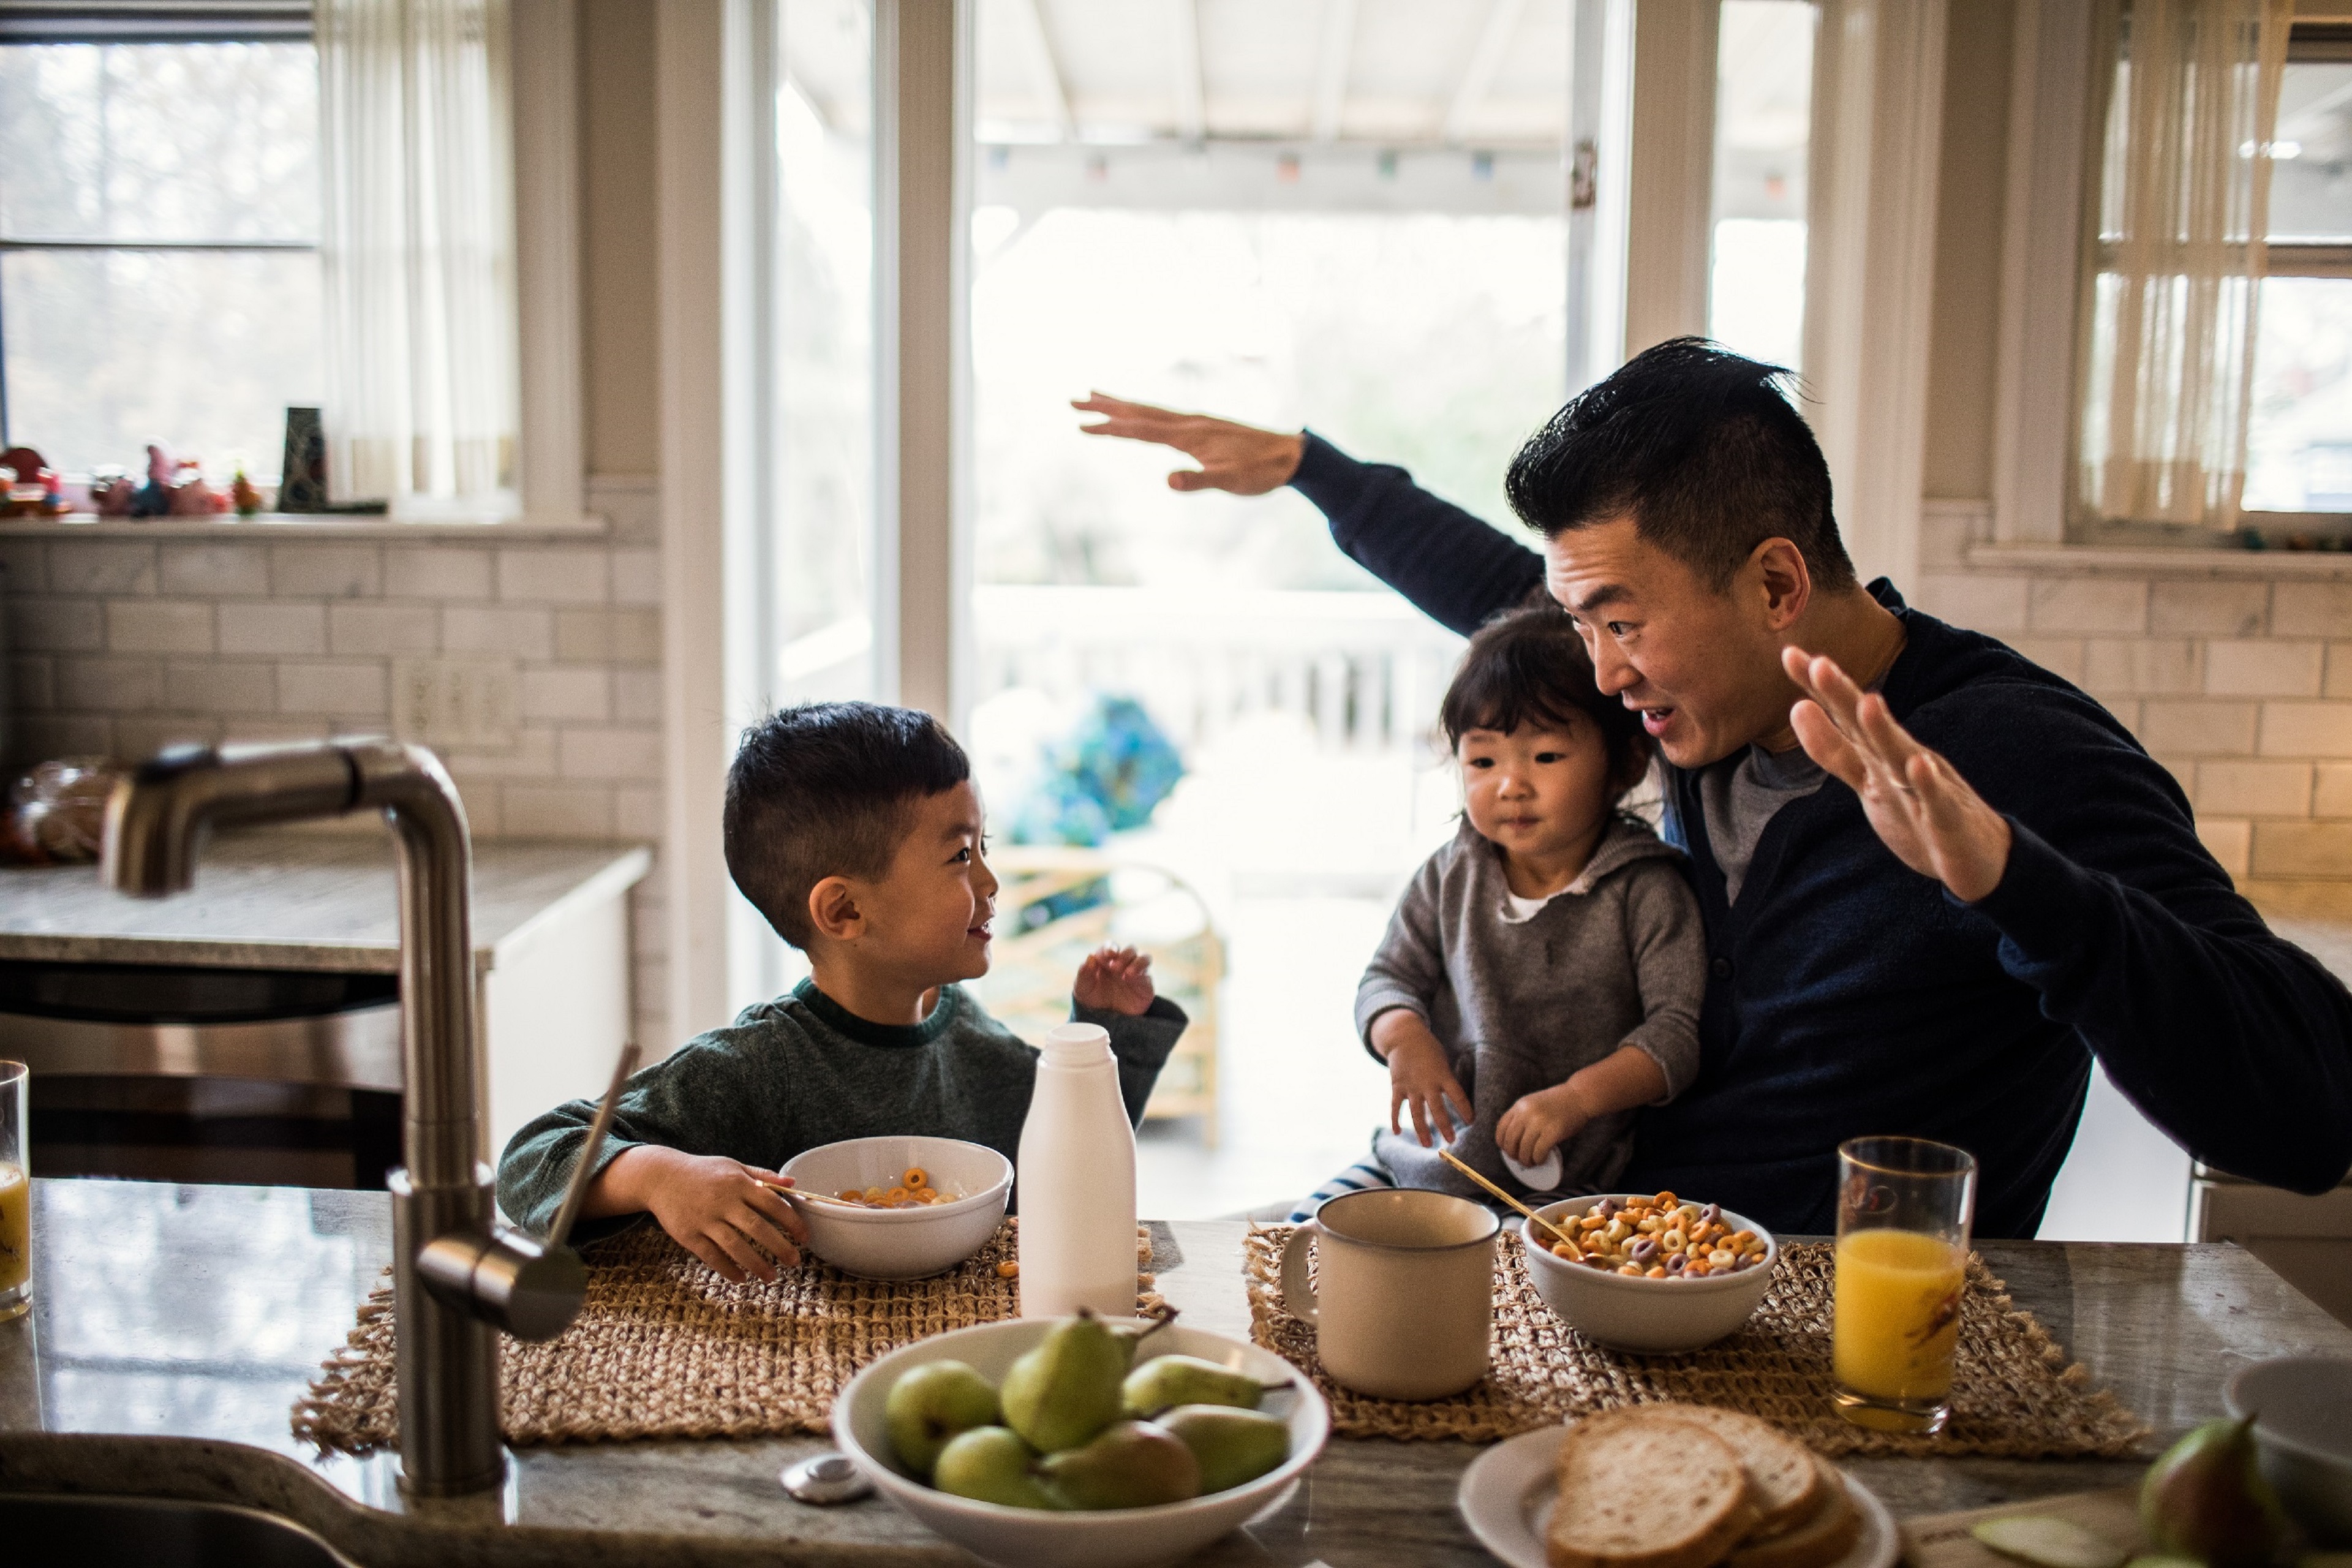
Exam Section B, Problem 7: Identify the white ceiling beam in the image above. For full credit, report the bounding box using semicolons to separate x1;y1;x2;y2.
1444;0;1526;145
1311;0;1357;143
1169;0;1205;141
1009;0;1073;140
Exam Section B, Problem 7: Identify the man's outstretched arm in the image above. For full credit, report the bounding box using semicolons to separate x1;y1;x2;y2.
1074;393;1544;636
1785;645;2352;1194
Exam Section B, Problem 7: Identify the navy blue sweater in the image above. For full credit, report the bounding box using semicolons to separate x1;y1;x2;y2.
1293;432;2352;1237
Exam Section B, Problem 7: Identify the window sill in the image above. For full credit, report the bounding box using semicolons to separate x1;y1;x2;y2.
1964;542;2352;579
0;512;608;542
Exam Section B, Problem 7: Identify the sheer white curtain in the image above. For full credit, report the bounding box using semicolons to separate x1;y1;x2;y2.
2080;0;2291;529
318;0;520;518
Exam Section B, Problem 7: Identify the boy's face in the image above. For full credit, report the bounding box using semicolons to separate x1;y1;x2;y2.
1457;717;1619;864
834;781;999;986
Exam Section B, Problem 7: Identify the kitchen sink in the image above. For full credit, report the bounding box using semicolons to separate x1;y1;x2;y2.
1;1492;359;1567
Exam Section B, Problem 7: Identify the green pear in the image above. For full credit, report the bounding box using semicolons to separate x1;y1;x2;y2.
1154;1404;1291;1494
932;1425;1062;1510
884;1359;1001;1479
1036;1419;1202;1510
1121;1353;1278;1417
1000;1310;1130;1454
2139;1414;2288;1568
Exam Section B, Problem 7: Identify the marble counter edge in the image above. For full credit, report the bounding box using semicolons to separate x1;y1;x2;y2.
0;1430;962;1568
0;842;654;976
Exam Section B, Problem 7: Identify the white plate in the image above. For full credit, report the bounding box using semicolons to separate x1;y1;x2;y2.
1456;1423;1898;1568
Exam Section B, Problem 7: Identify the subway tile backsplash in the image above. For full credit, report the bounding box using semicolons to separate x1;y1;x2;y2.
4;477;669;1050
1918;502;2352;883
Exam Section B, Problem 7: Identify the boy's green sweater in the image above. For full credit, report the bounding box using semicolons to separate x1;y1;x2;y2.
496;978;1187;1240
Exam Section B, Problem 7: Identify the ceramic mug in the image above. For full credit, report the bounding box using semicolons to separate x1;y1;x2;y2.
1280;1188;1499;1400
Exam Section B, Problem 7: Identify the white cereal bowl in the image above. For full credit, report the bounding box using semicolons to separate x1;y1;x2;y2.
834;1317;1330;1568
778;1136;1011;1281
2225;1354;2352;1546
1520;1194;1779;1354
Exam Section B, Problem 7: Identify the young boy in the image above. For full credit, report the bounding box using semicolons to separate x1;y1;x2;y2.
496;701;1188;1283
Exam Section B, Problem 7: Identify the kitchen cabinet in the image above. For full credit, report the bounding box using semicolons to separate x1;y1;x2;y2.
0;830;649;1187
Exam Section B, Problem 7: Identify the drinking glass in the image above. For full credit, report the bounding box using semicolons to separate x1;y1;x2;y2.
1831;1135;1976;1433
0;1061;27;1322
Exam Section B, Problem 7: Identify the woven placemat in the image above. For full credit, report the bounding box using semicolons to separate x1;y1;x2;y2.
1243;1227;2150;1458
293;1219;1162;1452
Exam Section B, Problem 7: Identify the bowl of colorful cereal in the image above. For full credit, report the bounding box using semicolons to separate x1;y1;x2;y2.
1519;1192;1777;1354
780;1135;1013;1280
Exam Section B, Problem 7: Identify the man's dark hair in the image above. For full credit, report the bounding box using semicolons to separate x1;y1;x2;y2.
1439;606;1649;800
1504;337;1856;592
723;701;970;948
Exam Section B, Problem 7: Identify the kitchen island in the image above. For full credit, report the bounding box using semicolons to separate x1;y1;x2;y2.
0;831;650;1170
5;1177;2351;1566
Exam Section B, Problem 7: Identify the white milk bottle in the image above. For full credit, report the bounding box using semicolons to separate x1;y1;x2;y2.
1016;1022;1137;1317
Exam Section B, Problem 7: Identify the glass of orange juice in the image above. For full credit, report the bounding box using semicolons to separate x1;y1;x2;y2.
1831;1135;1975;1433
0;1061;26;1323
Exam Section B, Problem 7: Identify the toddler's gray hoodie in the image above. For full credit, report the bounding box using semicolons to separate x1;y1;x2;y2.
1357;814;1706;1204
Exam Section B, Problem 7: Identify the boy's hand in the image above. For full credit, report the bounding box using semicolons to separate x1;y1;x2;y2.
1378;1020;1472;1148
1497;1084;1593;1168
598;1145;809;1283
1074;944;1156;1015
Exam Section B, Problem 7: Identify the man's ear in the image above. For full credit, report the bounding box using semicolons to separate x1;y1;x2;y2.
807;876;864;943
1612;732;1657;800
1750;537;1813;631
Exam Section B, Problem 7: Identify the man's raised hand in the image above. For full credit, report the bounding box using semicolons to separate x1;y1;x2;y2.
1782;646;2013;903
1072;392;1306;496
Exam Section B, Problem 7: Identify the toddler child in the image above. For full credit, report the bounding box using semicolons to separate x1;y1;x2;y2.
1295;606;1704;1219
498;700;1187;1281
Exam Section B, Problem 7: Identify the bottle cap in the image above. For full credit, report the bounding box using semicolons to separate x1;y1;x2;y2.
1039;1021;1112;1065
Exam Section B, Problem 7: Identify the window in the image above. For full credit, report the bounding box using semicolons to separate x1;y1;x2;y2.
1708;0;1814;369
0;13;320;484
2243;29;2352;516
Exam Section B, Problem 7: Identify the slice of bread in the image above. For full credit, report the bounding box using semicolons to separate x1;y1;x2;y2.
1656;1406;1823;1538
1724;1457;1861;1568
1547;1412;1757;1568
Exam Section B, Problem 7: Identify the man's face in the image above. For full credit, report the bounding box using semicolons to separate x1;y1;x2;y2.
850;781;1000;986
1544;518;1793;769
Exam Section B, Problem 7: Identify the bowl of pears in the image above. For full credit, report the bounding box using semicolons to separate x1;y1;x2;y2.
834;1307;1330;1568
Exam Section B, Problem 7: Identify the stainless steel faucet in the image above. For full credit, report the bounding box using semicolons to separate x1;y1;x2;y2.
103;740;622;1496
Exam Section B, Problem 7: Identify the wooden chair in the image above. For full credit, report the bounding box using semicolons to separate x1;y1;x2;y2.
969;845;1223;1145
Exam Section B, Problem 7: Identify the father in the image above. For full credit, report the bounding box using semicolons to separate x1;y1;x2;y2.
1078;339;2352;1237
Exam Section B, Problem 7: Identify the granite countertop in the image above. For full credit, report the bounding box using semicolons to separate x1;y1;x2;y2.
0;829;651;974
4;1178;2351;1567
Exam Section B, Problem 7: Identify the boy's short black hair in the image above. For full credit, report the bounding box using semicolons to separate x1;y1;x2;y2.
1504;337;1856;592
724;701;971;948
1439;606;1649;800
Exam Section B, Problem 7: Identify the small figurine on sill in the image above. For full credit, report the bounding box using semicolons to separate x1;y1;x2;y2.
89;465;135;516
0;447;72;517
230;466;263;517
130;443;175;516
168;456;225;515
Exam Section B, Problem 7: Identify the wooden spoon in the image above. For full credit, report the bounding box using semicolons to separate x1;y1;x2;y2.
1437;1147;1578;1251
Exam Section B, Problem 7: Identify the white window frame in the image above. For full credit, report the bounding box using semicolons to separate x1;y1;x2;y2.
2002;5;2352;546
1619;0;1947;587
0;7;320;461
2239;23;2352;531
0;0;583;524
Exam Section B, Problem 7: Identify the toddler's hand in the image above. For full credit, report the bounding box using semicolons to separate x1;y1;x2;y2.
1074;944;1155;1015
1386;1031;1472;1149
1497;1085;1592;1169
636;1149;808;1283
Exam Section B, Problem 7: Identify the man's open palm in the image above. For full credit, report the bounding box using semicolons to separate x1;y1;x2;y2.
1072;393;1305;495
1783;646;2014;903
